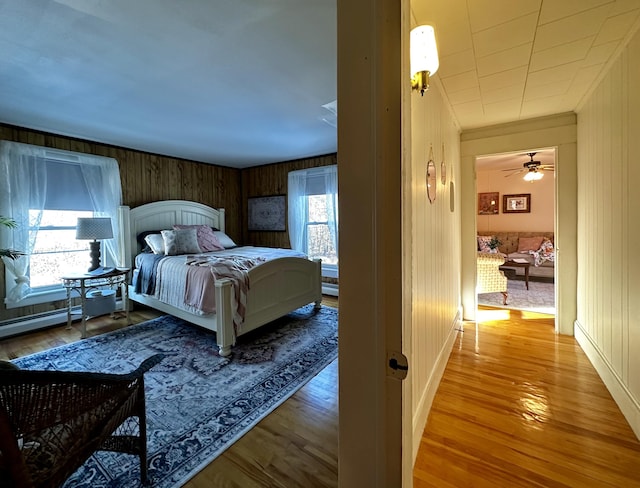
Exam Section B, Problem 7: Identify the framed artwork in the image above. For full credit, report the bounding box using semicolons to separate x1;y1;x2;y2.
503;193;531;213
478;192;499;215
248;195;286;231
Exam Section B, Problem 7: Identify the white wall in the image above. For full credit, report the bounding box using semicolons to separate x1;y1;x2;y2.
575;27;640;439
477;166;554;233
408;77;462;462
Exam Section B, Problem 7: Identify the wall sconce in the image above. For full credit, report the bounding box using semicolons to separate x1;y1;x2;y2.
76;217;113;271
411;25;439;96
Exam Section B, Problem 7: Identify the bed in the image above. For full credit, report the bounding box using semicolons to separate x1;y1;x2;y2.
117;200;322;356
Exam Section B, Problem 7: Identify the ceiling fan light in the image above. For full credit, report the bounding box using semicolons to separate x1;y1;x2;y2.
523;171;543;182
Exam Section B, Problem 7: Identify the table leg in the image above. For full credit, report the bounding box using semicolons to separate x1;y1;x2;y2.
524;265;530;290
80;283;87;339
66;286;72;329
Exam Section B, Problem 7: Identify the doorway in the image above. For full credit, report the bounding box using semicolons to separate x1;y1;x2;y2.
475;148;556;315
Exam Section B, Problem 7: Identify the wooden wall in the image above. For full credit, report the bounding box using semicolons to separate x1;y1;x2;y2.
240;153;337;248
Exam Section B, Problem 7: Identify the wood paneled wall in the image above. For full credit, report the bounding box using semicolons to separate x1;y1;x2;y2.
240;153;337;248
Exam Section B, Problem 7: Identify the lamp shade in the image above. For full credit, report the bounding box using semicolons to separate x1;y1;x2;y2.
523;171;544;182
410;25;439;77
76;217;113;240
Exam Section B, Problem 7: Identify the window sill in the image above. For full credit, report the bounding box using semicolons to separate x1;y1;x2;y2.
4;287;68;309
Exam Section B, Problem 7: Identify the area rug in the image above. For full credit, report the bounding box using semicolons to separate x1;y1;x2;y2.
478;279;555;314
13;304;338;488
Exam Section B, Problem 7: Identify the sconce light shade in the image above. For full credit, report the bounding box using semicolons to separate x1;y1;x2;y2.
76;217;113;271
411;25;439;96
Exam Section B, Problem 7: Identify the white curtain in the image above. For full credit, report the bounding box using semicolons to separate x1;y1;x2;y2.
0;142;47;303
0;141;122;305
287;165;338;258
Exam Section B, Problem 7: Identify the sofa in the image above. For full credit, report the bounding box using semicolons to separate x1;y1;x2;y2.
477;231;554;279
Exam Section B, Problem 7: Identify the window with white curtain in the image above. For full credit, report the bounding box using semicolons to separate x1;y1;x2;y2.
287;165;338;277
0;141;122;308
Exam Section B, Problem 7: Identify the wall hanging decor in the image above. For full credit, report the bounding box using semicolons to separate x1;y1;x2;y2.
248;195;286;231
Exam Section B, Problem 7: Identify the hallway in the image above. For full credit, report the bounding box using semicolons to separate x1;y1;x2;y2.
413;307;640;487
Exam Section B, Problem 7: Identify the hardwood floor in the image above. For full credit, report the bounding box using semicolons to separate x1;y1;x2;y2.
414;307;640;488
3;300;639;487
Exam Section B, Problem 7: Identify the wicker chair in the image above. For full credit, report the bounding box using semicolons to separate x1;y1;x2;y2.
477;252;509;305
0;354;164;487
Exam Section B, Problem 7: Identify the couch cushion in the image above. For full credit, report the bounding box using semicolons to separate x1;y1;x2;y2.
518;236;545;252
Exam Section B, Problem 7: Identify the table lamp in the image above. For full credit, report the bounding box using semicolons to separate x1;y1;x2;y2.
76;217;113;271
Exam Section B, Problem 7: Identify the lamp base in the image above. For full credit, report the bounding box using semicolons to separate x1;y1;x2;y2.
88;240;102;272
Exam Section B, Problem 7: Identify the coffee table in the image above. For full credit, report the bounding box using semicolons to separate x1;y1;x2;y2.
500;260;530;290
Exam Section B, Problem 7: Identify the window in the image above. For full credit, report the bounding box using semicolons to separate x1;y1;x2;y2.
288;166;338;276
0;142;122;308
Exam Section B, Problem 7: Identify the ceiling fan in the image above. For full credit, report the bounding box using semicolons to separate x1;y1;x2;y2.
502;152;554;181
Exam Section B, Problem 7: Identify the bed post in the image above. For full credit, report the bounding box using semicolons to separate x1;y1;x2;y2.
214;278;234;357
117;206;131;269
314;258;322;310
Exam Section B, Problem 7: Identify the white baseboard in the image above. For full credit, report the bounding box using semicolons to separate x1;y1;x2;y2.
574;319;640;440
411;310;462;463
322;283;339;297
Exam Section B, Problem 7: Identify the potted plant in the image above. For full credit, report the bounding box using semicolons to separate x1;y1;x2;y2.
0;216;24;259
488;236;502;253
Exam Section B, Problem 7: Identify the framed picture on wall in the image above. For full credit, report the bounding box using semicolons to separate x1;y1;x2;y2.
503;193;531;213
248;195;286;231
478;192;499;215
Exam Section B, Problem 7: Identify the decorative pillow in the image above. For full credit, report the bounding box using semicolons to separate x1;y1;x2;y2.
161;228;202;255
173;224;224;252
137;230;162;252
144;233;166;254
518;236;544;252
213;230;237;249
477;236;493;253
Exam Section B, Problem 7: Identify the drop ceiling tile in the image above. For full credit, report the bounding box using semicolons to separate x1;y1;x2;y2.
526;61;583;86
412;0;469;28
539;0;612;25
473;13;537;58
524;78;572;100
609;0;640;16
441;70;479;93
593;10;640;45
438;49;476;78
521;95;569;117
467;0;540;33
530;37;594;71
534;5;609;52
483;98;521;118
583;40;620;66
478;66;528;91
482;83;525;104
446;85;481;104
434;19;473;57
476;43;532;77
451;99;485;127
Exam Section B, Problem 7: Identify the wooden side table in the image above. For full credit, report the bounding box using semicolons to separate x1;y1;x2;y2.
61;268;130;338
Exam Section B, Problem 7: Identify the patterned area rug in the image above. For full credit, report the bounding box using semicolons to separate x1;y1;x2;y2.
478;279;555;314
14;304;338;488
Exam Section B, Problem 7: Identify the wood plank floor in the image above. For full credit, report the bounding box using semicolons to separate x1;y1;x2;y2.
3;301;639;487
414;307;640;488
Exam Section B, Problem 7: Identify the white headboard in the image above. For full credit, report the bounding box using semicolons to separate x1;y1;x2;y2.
117;200;226;268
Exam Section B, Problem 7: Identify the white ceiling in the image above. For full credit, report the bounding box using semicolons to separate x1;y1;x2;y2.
414;0;640;129
0;1;638;168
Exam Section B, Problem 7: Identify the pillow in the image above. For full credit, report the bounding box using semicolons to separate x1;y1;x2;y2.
144;233;166;254
173;224;224;252
213;230;237;249
137;230;162;252
518;236;544;252
477;236;493;253
161;228;202;255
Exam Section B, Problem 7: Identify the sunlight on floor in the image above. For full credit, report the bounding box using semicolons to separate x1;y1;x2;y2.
476;307;554;322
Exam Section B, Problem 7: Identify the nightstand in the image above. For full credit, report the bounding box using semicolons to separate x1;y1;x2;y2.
61;268;130;338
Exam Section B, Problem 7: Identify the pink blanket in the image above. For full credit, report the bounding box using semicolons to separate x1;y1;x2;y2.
184;255;266;329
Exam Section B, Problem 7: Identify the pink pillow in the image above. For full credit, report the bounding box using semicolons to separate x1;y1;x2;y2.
173;224;224;252
518;236;544;252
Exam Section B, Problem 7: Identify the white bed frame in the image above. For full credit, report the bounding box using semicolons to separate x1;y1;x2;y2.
117;200;322;356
